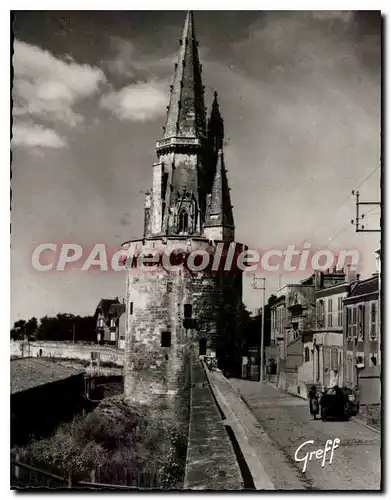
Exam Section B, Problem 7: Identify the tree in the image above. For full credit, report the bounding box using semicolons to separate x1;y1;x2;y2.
240;300;274;358
36;314;96;342
25;317;38;339
10;320;27;340
11;314;96;343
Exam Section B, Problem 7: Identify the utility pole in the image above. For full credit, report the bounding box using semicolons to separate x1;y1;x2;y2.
351;190;381;233
252;276;266;383
72;323;76;343
351;188;381;381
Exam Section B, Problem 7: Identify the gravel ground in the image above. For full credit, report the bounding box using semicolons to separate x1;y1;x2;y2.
230;378;381;490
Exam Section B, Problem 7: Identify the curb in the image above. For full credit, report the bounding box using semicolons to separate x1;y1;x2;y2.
350;416;381;434
203;364;275;490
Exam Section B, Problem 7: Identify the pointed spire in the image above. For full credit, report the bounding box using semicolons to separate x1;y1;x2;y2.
208;90;224;152
160;11;206;142
205;149;234;230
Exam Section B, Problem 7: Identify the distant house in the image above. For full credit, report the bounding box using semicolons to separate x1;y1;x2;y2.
11;358;85;446
94;298;126;348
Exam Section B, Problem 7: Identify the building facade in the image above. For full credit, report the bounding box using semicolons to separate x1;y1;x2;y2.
343;274;380;388
122;12;244;416
270;268;380;401
95;298;126;348
270;277;315;395
312;269;356;390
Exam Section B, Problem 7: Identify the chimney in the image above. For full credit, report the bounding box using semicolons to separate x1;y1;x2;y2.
375;248;381;274
346;269;360;283
314;270;324;290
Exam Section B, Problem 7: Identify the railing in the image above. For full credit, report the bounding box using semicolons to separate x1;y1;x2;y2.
11;458;159;490
11;459;69;489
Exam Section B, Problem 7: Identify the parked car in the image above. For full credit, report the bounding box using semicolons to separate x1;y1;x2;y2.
320;387;350;421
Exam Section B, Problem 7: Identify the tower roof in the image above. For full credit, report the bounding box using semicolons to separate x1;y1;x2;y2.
205;149;235;229
208;91;224;151
161;11;206;140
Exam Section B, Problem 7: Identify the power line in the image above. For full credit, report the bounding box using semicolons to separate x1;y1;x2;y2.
364;206;380;216
351;190;381;233
353;165;380;192
327;221;352;245
327;204;380;245
309;166;380;240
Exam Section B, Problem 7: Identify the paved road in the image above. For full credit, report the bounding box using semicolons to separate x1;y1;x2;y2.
230;378;381;490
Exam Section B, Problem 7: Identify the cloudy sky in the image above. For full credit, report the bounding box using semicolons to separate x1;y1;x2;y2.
11;10;381;323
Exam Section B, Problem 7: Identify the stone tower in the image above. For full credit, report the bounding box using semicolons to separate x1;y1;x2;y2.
122;11;243;415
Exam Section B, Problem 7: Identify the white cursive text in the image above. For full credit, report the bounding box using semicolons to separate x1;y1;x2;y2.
294;438;341;473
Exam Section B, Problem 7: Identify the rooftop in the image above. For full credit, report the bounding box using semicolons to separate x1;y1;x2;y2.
11;357;84;395
95;298;121;318
349;275;379;298
109;303;126;317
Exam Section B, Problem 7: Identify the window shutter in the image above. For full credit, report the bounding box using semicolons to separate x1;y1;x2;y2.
352;306;357;338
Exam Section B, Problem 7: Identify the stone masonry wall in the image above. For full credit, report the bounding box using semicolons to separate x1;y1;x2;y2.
123;237;243;418
10;340;124;366
129;271;186;412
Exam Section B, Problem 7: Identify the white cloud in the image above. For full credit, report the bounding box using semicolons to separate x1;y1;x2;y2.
105;37;175;79
100;80;167;121
12;122;67;149
100;37;211;123
13;39;107;127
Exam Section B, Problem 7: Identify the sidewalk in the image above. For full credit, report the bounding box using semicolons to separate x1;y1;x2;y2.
206;367;308;490
351;413;381;434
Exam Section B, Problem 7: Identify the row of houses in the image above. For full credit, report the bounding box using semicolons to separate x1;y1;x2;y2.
268;262;381;407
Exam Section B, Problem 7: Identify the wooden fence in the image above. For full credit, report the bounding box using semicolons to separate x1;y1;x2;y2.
11;456;160;490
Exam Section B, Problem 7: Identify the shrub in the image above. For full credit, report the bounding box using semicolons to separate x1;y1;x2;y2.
14;395;186;487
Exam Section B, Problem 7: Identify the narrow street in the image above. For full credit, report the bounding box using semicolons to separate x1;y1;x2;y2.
208;369;381;490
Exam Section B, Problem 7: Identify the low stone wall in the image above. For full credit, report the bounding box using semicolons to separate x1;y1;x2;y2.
267;374;278;385
359;404;381;428
47;358;123;377
10;341;124;367
297;361;314;399
184;355;243;490
278;370;299;396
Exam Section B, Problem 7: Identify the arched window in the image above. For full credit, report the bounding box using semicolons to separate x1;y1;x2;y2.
179;209;188;233
304;347;310;362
